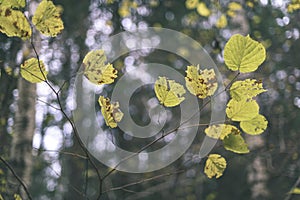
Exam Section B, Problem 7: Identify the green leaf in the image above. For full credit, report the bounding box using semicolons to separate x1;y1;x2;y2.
0;0;25;8
224;34;266;73
83;50;118;85
32;0;64;37
230;79;267;101
204;154;227;179
0;6;31;40
240;114;268;135
185;65;218;99
226;99;259;121
20;58;48;83
204;124;241;140
154;76;186;107
223;133;249;154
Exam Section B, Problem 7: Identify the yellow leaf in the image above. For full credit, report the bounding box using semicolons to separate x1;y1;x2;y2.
196;2;211;17
154;76;186;107
32;0;64;37
289;187;300;194
14;194;22;200
216;14;227;29
205;124;241;140
228;2;242;11
21;58;47;83
0;0;25;8
83;50;118;85
226;99;259;121
204;154;226;179
287;0;300;12
98;96;123;128
224;34;266;73
240;114;268;135
0;194;3;200
185;0;198;9
230;79;267;101
185;65;218;99
0;7;31;40
223;133;249;154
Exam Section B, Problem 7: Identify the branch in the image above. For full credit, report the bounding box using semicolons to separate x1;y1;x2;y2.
103;169;185;193
0;156;32;200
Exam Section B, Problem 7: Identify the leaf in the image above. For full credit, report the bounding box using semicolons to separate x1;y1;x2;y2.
216;14;227;29
289;187;300;194
154;76;186;107
230;79;267;101
0;7;31;40
83;50;118;85
205;124;241;140
226;99;259;121
185;65;218;99
196;2;211;17
185;0;198;9
0;0;25;8
240;114;268;135
20;58;47;83
32;0;64;37
224;34;266;73
204;154;227;179
98;96;123;128
223;133;249;154
14;194;22;200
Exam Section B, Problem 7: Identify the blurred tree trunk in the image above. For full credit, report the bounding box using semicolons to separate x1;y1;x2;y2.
9;2;39;198
9;78;36;198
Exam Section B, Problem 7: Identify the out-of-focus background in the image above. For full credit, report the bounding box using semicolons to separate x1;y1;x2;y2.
1;0;300;199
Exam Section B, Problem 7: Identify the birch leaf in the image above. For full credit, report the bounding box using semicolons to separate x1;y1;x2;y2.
224;34;266;73
154;76;186;107
0;7;31;40
204;154;227;179
20;58;47;83
32;0;64;37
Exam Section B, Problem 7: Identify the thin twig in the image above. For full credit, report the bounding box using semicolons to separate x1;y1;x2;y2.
32;148;87;159
284;176;300;200
0;156;33;200
26;16;103;200
103;170;185;193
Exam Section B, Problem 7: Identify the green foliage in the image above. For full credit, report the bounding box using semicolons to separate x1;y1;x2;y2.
223;133;249;154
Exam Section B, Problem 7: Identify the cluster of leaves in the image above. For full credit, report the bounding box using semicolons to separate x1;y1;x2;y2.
81;34;268;179
0;0;63;83
0;0;268;188
184;0;255;29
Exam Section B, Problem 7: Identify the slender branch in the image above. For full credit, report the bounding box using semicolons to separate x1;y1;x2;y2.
32;148;88;159
36;98;61;110
103;170;185;193
284;176;300;200
26;16;103;200
0;156;32;200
